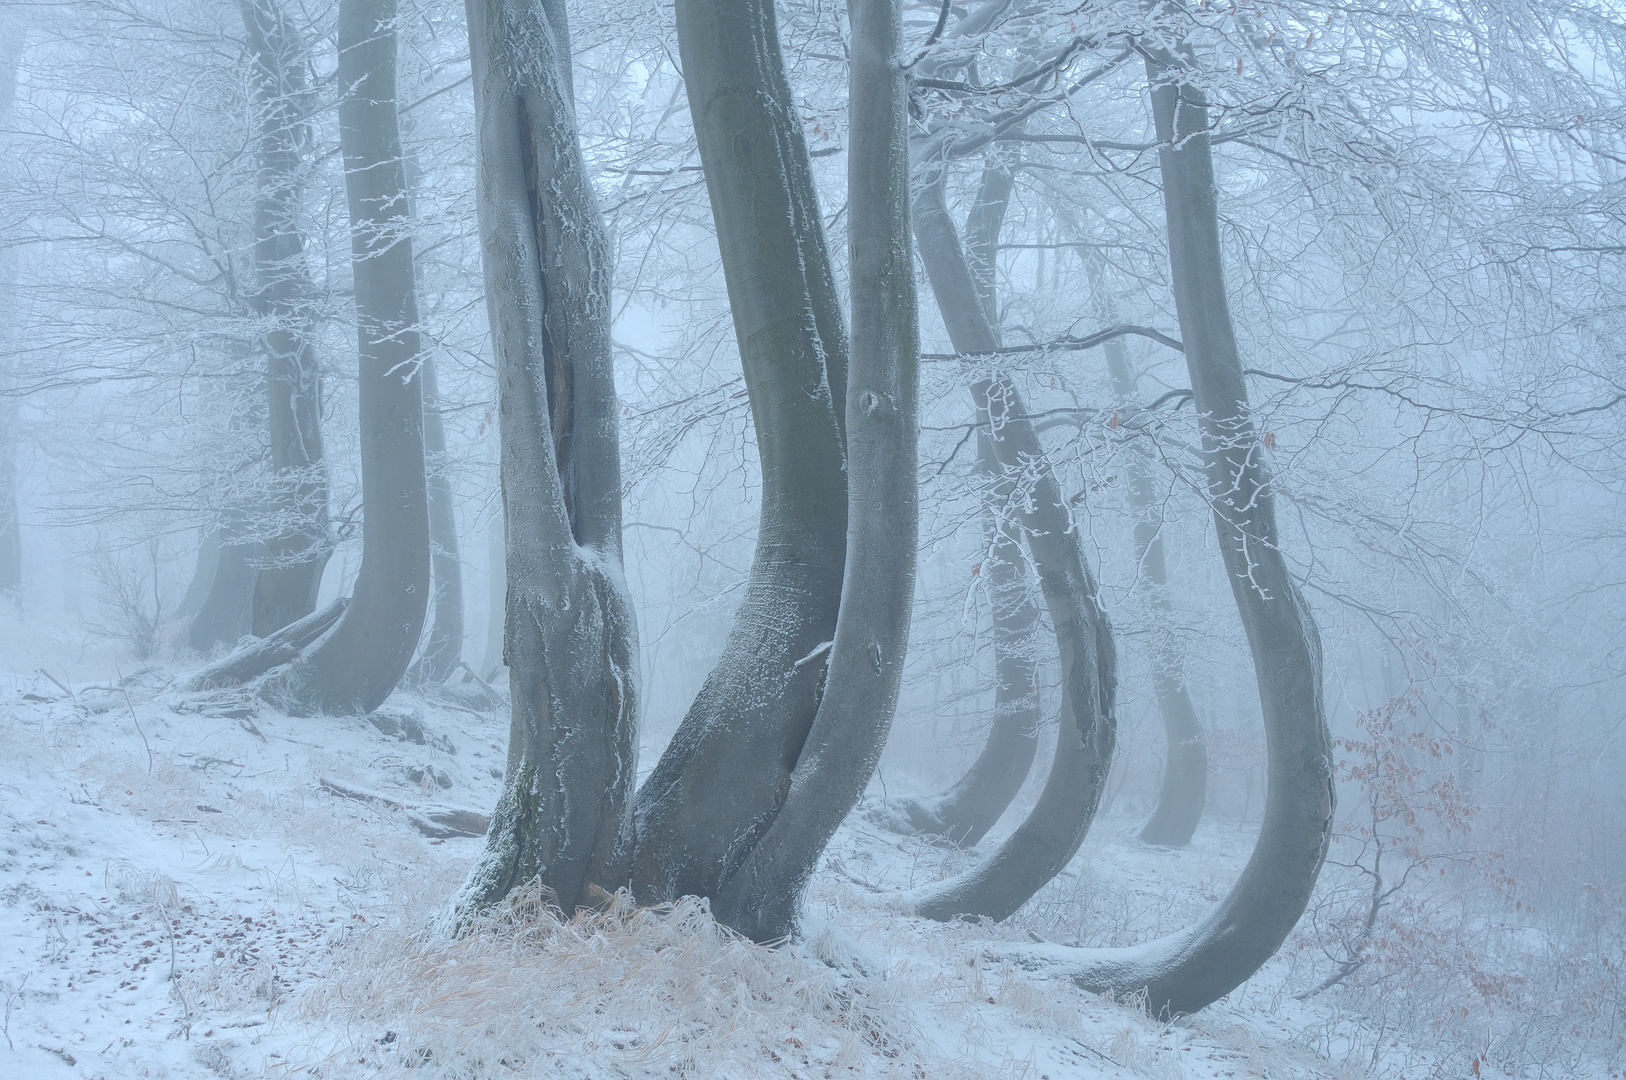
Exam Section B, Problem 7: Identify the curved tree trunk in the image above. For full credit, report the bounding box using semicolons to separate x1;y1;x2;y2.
446;0;637;921
418;352;464;682
881;155;1041;847
709;0;918;941
260;0;430;715
991;46;1334;1018
1103;335;1208;847
621;0;851;912
238;0;332;637
907;162;1117;922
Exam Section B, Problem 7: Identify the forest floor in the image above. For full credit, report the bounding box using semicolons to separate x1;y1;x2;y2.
0;660;1459;1079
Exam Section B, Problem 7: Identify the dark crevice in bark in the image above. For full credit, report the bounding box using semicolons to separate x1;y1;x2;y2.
447;0;635;922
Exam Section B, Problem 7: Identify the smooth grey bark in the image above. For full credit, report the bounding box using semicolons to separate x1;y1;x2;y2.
447;0;636;921
908;162;1117;922
418;352;464;682
480;509;504;679
881;154;1041;847
259;0;429;715
709;0;919;941
187;527;262;653
990;47;1334;1017
238;0;332;636
1103;335;1207;846
622;0;850;914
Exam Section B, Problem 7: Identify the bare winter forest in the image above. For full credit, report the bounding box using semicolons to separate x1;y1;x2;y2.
0;0;1622;1075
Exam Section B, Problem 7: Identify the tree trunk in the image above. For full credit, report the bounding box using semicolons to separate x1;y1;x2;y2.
0;433;17;601
886;426;1041;845
260;0;430;715
1096;323;1208;846
238;0;332;636
622;0;850;913
880;155;1041;848
180;528;221;619
446;0;637;921
418;352;464;682
480;508;504;679
709;0;918;941
0;36;22;603
991;47;1334;1018
907;162;1117;922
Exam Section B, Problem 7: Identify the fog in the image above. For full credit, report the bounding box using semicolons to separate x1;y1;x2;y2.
0;0;1622;1074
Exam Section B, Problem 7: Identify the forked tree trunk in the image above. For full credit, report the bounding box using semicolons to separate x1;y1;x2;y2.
709;0;918;941
622;0;851;912
881;155;1040;847
991;45;1334;1018
1103;335;1208;846
418;352;464;682
238;0;332;636
908;163;1117;922
447;0;637;921
258;0;430;714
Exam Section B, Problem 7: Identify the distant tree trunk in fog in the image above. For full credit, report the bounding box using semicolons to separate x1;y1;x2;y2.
908;161;1117;922
1098;328;1207;846
238;0;332;636
992;47;1334;1018
622;0;851;916
0;436;17;601
259;0;429;714
0;35;23;602
708;0;919;941
188;528;261;652
180;528;221;618
882;155;1040;847
479;509;504;679
418;352;464;682
447;0;637;921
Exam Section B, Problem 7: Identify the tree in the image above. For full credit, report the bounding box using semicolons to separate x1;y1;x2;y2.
990;36;1334;1018
0;33;24;601
238;0;333;638
874;152;1044;849
197;0;432;714
451;0;918;945
416;351;464;682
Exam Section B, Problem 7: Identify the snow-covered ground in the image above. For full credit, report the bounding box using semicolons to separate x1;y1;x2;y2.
0;663;1438;1079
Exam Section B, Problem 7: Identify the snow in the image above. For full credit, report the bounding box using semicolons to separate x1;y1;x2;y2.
0;661;1457;1078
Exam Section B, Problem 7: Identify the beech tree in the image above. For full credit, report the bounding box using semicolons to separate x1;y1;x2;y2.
192;0;432;714
451;0;918;944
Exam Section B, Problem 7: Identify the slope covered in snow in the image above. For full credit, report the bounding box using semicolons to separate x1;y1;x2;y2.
0;663;1514;1078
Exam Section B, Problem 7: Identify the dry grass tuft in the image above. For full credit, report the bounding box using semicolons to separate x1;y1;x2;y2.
295;885;945;1079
